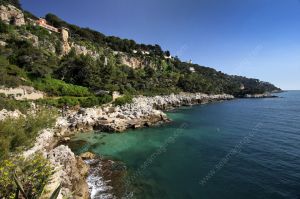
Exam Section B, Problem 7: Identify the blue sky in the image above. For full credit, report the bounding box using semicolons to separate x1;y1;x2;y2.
21;0;300;90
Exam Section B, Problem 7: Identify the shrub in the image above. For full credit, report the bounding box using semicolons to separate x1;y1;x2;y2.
0;55;29;87
0;153;53;199
0;96;31;113
0;109;57;159
79;95;112;107
57;96;80;107
113;95;133;106
33;77;91;97
37;95;112;108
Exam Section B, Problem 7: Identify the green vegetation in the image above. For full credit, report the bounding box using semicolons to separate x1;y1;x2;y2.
0;109;57;159
0;0;21;8
33;77;92;97
0;95;30;113
0;55;29;87
37;95;112;108
45;14;165;56
0;2;282;198
0;153;54;199
0;1;280;103
113;95;133;106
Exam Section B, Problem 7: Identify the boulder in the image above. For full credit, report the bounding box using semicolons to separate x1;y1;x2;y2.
80;152;96;160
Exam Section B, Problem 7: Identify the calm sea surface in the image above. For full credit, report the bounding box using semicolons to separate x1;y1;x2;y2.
71;91;300;199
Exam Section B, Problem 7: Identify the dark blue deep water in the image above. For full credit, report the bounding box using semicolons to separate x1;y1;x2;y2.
72;91;300;199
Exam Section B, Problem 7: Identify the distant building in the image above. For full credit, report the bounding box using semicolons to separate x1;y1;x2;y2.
164;55;172;59
240;84;245;90
141;50;150;55
189;59;193;64
36;18;59;33
189;67;195;73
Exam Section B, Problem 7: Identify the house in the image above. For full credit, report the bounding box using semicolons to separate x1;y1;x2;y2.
141;50;150;55
189;67;195;73
36;18;59;33
164;55;172;59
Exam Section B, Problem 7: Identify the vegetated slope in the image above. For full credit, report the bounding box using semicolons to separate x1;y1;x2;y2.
0;0;280;104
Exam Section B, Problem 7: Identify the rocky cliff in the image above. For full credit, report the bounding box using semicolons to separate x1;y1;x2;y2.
0;4;25;26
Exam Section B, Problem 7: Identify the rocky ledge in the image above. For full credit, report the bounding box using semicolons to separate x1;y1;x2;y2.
56;93;234;134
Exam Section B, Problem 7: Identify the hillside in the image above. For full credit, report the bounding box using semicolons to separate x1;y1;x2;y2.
0;1;280;108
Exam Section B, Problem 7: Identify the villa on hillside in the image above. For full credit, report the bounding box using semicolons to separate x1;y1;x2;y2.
36;18;59;33
189;67;196;73
27;17;60;33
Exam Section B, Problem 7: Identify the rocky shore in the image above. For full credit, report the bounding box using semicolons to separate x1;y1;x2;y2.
243;93;278;98
56;93;234;134
22;92;234;199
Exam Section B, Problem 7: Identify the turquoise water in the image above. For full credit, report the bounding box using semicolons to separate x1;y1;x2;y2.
71;91;300;199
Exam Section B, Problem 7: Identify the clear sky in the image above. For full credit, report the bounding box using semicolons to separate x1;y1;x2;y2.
21;0;300;90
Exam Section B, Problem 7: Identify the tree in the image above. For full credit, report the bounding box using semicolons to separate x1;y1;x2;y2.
0;0;21;8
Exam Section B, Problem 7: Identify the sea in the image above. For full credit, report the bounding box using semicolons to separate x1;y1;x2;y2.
70;91;300;199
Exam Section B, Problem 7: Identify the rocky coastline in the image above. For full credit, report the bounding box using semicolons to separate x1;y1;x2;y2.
22;92;234;199
56;93;234;135
243;93;278;98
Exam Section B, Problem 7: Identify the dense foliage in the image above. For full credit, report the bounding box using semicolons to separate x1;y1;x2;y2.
0;109;56;159
0;95;30;113
45;14;166;56
37;95;112;108
0;3;280;104
33;77;92;97
0;0;21;8
0;153;53;199
0;55;29;87
113;95;133;106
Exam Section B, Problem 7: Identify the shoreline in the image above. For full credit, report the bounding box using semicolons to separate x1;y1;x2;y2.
22;92;234;198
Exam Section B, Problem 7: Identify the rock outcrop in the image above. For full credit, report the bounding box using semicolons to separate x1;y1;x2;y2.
23;129;89;199
72;43;99;59
61;28;71;55
0;4;25;26
46;145;89;199
0;109;24;121
120;54;145;69
115;52;154;69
